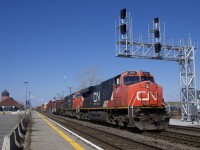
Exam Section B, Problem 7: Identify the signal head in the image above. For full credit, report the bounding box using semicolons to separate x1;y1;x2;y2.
154;29;160;38
154;17;159;23
155;42;161;53
120;8;126;19
120;24;126;34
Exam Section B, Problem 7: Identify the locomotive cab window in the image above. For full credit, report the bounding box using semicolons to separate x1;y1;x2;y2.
141;76;154;82
75;93;82;98
113;76;121;86
124;76;140;85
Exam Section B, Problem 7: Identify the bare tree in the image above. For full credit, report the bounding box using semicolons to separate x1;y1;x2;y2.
77;66;102;90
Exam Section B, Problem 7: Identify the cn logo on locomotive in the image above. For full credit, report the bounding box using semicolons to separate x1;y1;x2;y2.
136;91;158;101
93;91;101;103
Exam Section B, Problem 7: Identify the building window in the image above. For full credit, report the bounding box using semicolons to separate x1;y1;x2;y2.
2;106;15;111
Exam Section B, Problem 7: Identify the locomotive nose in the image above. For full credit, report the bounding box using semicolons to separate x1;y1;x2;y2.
139;81;158;89
132;81;163;107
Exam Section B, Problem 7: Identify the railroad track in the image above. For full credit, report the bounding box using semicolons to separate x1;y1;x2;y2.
143;130;200;148
42;113;162;150
169;125;200;134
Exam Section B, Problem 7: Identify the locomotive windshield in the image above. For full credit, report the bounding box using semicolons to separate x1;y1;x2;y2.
124;75;155;85
124;76;140;85
141;76;154;82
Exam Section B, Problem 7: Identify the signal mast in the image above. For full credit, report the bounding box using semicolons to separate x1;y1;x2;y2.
115;8;198;122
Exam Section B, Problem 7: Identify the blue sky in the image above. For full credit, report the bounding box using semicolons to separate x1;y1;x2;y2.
0;0;199;107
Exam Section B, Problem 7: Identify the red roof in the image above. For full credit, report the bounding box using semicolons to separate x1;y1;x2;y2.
0;98;21;107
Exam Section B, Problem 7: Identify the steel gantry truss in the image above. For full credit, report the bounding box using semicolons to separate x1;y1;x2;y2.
115;9;198;121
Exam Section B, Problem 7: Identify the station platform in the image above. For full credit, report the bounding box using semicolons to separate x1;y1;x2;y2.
30;111;100;150
170;118;200;127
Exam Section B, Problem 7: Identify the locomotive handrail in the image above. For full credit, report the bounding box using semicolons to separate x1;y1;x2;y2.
128;93;136;117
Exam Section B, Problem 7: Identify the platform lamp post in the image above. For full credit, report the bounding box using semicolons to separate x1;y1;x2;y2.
29;91;31;110
25;81;28;116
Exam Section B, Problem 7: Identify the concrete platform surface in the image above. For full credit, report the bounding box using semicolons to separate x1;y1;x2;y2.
170;118;200;127
0;113;22;148
30;111;99;150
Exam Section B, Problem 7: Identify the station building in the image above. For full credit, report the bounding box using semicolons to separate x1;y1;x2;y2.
0;90;22;111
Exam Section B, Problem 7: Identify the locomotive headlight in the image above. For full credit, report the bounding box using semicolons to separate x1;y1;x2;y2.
146;82;150;89
143;101;146;106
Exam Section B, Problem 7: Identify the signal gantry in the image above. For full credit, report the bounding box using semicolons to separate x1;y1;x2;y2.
115;8;198;122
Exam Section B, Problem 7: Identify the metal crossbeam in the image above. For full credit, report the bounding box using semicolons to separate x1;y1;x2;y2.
116;41;196;61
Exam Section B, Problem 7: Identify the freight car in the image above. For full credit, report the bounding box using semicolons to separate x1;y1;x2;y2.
59;71;170;130
47;100;64;114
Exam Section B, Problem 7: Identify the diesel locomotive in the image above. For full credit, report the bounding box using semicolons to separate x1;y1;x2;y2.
59;70;170;130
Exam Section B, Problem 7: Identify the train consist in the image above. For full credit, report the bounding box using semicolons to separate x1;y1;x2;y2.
40;71;170;130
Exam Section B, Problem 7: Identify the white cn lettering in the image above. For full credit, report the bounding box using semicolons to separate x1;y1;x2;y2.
93;91;101;102
150;92;158;101
136;91;158;101
136;91;149;101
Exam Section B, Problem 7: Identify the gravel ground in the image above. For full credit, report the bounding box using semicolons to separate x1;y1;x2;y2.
56;115;199;150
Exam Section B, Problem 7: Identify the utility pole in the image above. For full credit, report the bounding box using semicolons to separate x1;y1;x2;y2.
67;87;73;94
62;91;65;100
57;93;60;100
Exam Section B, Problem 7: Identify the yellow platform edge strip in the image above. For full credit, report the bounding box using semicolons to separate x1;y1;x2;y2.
36;112;84;150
